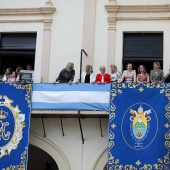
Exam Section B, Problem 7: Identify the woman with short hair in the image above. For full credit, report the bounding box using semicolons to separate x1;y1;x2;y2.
150;62;164;84
55;62;75;83
95;66;111;83
110;64;121;83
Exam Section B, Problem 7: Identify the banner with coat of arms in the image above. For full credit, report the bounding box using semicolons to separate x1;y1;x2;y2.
0;83;31;170
108;83;170;170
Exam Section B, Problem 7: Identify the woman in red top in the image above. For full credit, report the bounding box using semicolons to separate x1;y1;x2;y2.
137;65;150;84
95;66;111;83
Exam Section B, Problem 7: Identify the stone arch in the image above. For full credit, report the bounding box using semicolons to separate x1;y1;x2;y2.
92;148;107;170
29;132;70;170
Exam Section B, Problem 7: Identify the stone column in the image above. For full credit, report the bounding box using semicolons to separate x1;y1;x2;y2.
41;0;55;82
105;2;119;71
82;0;97;71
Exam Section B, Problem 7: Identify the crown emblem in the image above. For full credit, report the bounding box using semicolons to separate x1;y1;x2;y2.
0;109;8;119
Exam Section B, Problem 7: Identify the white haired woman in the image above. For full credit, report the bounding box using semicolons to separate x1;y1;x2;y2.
95;66;111;83
110;64;121;83
55;62;75;83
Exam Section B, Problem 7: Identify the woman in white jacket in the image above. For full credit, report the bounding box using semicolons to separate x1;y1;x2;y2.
79;65;95;83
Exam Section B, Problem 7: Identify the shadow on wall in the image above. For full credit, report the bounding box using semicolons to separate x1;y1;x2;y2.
28;144;59;170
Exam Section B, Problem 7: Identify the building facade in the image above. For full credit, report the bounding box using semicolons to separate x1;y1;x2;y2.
1;0;170;169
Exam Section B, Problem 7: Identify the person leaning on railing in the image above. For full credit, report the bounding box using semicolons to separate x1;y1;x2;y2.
137;65;150;84
77;65;95;83
120;63;136;83
95;66;111;84
110;64;121;83
54;62;75;84
150;61;164;84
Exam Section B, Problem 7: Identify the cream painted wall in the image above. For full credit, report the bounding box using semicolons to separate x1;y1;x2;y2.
115;20;170;75
116;0;170;5
93;0;109;75
0;0;45;8
30;118;108;170
48;0;84;82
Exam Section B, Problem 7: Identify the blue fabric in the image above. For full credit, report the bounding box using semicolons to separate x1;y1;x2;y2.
108;83;170;170
0;83;31;170
33;83;110;92
32;83;111;111
32;102;109;111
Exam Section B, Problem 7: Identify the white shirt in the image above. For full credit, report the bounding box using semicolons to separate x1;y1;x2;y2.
81;72;95;83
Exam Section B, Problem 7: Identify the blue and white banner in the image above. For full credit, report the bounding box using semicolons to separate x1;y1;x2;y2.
32;83;110;111
0;83;31;170
108;83;170;169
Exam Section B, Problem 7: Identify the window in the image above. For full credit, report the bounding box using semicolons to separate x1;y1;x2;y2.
123;33;163;72
0;33;36;75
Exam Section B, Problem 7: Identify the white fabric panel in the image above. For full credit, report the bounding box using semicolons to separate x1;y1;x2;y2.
32;91;110;103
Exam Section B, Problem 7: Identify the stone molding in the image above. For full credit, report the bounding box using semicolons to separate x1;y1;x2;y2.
0;7;56;31
0;7;56;16
105;4;170;29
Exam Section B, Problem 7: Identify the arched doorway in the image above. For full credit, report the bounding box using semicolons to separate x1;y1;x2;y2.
92;148;107;170
29;133;70;170
28;144;59;170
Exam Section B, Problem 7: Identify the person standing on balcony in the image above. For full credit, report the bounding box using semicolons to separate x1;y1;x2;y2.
26;64;34;82
77;65;95;83
7;71;17;83
120;63;136;83
110;64;121;83
2;67;12;82
164;68;170;82
150;61;164;84
95;66;111;83
137;65;150;84
55;62;75;84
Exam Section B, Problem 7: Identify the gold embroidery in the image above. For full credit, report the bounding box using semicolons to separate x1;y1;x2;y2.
108;83;170;169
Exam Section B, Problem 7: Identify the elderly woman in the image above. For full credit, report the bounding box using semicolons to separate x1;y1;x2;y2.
78;65;95;83
55;62;75;83
150;61;164;84
110;64;121;83
95;66;111;83
120;63;136;83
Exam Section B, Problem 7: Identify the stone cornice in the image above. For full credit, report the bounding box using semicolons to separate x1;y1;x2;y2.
105;5;170;13
105;4;170;29
0;6;56;31
0;7;56;16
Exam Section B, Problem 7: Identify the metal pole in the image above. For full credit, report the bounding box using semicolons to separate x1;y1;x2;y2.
99;116;103;137
60;115;65;136
41;115;46;138
78;111;84;144
79;49;88;82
